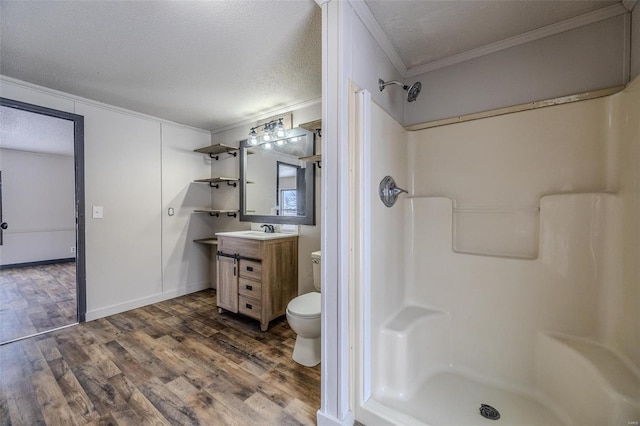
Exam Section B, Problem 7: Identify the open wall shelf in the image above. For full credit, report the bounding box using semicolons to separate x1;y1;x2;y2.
299;154;322;168
193;177;239;188
194;143;238;160
194;209;239;218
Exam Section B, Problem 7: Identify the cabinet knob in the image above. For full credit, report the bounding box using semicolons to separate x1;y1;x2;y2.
246;266;253;272
246;285;253;291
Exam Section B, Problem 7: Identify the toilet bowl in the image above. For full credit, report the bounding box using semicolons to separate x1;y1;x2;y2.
286;250;321;366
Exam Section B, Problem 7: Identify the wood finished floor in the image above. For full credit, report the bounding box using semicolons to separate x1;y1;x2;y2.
0;262;77;344
0;289;320;425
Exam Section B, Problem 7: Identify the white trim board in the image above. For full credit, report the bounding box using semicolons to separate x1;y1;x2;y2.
405;85;624;131
85;281;211;321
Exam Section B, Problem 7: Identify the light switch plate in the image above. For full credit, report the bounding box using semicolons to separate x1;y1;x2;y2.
92;206;104;219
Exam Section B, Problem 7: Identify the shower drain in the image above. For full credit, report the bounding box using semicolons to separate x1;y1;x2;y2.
479;404;501;420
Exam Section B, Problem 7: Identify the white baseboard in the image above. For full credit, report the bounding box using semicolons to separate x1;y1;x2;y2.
85;281;212;321
317;410;354;426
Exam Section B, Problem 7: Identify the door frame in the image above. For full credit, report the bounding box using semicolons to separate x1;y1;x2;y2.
0;97;87;322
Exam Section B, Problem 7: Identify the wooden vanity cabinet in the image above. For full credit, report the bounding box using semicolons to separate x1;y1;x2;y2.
216;235;298;331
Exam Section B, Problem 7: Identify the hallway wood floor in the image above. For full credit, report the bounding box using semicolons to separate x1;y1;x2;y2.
0;262;77;344
0;289;320;425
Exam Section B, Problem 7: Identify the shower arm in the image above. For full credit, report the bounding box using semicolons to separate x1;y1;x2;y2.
379;79;408;92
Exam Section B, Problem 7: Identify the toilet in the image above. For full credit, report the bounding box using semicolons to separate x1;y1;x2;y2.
286;250;321;367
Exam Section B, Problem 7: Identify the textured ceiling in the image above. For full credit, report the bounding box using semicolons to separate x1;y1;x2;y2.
0;106;74;156
365;0;620;70
0;1;321;131
0;1;624;132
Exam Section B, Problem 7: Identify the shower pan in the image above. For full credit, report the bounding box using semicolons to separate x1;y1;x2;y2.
352;78;640;426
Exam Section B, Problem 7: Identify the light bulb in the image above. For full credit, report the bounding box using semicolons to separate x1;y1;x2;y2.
263;133;271;141
276;139;285;146
248;129;258;145
264;142;273;149
276;120;286;138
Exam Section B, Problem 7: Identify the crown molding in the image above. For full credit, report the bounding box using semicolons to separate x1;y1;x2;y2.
348;0;407;77
210;97;321;135
405;3;630;77
0;75;210;133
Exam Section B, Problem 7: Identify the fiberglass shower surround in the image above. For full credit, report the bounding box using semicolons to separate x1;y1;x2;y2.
355;78;640;426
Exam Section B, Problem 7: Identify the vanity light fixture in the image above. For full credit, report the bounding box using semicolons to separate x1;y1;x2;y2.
248;118;289;145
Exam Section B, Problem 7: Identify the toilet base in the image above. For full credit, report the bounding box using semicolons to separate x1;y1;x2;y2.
292;335;321;367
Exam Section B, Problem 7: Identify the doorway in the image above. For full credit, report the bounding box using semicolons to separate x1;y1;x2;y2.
0;98;85;344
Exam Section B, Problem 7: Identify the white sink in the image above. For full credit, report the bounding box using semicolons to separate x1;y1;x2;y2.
215;230;298;240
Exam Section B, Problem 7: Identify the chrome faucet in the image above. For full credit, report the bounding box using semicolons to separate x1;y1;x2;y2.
260;224;275;233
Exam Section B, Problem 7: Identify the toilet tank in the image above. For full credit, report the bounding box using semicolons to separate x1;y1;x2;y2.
311;250;321;291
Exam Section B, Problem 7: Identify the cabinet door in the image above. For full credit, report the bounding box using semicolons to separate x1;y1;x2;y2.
217;255;238;312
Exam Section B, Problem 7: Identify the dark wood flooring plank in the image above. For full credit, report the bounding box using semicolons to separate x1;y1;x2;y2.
0;262;76;344
108;373;170;425
30;368;79;426
1;289;319;425
138;378;200;426
47;357;100;423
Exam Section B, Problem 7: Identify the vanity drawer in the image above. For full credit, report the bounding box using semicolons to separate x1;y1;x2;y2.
218;237;262;259
238;296;261;320
239;259;262;280
239;277;262;299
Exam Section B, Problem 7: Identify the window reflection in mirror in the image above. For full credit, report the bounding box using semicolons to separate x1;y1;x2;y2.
240;128;315;225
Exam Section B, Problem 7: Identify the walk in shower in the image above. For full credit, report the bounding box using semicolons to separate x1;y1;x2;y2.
352;78;640;425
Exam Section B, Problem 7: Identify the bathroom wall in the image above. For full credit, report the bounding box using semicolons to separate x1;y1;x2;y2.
405;14;629;126
407;96;608;258
209;101;322;295
367;100;407;337
400;76;640;383
599;76;640;368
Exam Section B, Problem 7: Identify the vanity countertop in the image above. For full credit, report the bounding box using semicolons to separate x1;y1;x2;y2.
215;230;298;241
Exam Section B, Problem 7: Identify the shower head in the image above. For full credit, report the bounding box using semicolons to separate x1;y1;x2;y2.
378;78;422;102
406;81;422;102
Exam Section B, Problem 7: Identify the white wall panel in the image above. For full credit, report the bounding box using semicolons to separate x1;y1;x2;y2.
76;102;163;318
161;123;212;293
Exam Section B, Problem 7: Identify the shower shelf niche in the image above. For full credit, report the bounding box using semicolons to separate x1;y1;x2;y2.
452;206;540;259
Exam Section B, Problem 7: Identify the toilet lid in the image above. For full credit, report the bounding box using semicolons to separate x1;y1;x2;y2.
287;292;321;318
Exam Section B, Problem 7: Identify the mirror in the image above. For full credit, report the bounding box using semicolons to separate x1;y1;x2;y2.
240;127;315;225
